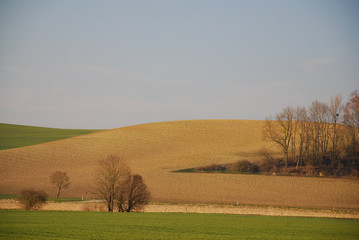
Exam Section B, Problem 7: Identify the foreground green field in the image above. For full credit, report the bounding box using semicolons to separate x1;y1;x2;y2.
0;123;100;150
0;210;358;240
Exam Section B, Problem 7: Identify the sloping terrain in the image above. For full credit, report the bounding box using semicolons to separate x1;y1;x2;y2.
0;123;100;150
0;120;358;208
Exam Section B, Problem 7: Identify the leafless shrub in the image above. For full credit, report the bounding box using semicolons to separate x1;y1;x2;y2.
18;189;48;210
231;160;259;173
260;158;281;173
350;169;359;178
195;164;224;172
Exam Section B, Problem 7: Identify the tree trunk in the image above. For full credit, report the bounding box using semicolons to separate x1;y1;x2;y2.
126;201;132;212
56;186;61;199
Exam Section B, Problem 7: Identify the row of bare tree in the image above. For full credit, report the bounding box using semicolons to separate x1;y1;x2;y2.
19;156;150;212
50;156;150;212
264;90;359;172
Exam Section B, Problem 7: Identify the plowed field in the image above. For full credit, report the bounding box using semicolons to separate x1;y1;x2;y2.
0;120;358;208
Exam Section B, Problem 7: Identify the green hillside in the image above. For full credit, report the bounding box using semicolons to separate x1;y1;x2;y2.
0;123;101;150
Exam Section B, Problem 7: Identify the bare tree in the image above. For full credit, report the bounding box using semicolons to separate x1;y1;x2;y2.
308;101;331;165
263;92;358;174
92;155;130;212
117;174;151;212
294;106;309;168
50;171;70;199
264;107;295;167
329;95;344;166
343;90;359;156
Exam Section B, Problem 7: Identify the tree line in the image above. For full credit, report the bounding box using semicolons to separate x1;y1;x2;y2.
264;90;359;176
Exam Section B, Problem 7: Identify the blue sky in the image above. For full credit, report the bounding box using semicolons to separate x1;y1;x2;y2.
0;0;358;129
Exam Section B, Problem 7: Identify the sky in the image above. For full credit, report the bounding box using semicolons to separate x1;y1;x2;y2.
0;0;358;129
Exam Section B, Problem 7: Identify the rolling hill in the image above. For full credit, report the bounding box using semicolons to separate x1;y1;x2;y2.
0;123;100;150
0;120;358;208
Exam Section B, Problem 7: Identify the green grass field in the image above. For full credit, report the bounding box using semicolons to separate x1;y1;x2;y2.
0;210;358;240
0;194;17;200
0;123;100;150
0;194;84;202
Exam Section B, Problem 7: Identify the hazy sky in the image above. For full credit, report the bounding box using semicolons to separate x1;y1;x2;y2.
1;0;358;129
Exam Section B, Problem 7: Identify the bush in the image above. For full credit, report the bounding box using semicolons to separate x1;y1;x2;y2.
350;169;359;178
260;158;281;173
195;164;224;172
18;189;48;210
231;160;259;173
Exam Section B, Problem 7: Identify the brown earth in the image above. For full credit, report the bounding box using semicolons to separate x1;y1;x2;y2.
0;120;358;209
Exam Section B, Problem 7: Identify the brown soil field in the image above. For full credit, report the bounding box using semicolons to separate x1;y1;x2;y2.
0;120;358;209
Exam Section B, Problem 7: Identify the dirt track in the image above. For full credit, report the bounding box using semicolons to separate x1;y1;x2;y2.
1;200;358;219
